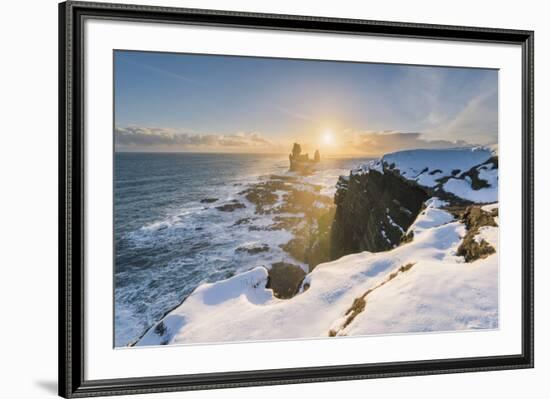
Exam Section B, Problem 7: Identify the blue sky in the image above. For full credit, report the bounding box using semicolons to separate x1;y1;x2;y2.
114;50;498;155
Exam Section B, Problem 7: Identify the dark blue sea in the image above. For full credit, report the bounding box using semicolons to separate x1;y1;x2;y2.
114;152;369;346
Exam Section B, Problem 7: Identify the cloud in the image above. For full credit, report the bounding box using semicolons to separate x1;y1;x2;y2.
349;131;472;156
115;126;274;151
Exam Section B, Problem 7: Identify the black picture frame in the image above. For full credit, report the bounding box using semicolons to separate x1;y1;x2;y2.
59;1;534;397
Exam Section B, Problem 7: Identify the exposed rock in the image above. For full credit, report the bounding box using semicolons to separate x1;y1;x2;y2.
432;157;498;195
456;206;497;262
331;169;429;258
239;180;284;214
235;243;270;254
266;262;306;299
306;208;336;269
216;202;246;212
459;156;498;190
237;174;336;270
268;216;302;231
233;217;254;226
200;198;218;204
152;322;170;345
314;150;320;162
280;233;309;264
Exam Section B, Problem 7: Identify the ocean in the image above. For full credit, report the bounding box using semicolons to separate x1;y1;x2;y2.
114;152;370;347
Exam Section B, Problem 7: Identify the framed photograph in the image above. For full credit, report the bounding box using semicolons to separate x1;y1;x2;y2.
59;1;534;397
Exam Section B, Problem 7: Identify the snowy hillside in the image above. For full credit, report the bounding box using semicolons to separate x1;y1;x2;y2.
136;146;499;346
353;147;498;203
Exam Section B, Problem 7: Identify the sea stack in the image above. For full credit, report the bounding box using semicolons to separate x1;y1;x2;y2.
288;143;320;173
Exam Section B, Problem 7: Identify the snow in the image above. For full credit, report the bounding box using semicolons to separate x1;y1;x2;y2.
353;147;498;203
443;178;497;203
475;226;498;247
137;198;498;346
481;203;498;212
478;164;498;186
342;254;497;336
406;198;454;236
442;162;499;203
381;147;493;188
352;159;384;175
381;229;391;245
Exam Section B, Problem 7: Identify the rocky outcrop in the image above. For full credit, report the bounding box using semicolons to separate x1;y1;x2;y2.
330;169;429;259
289;143;320;173
200;198;218;204
235;243;270;254
239;174;335;271
266;262;306;299
215;200;246;212
456;206;498;262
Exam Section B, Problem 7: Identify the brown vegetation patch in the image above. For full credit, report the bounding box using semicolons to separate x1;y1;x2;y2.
457;236;495;262
400;231;414;244
331;262;416;336
456;206;497;262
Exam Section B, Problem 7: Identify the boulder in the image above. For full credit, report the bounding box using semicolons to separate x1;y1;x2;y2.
266;262;307;299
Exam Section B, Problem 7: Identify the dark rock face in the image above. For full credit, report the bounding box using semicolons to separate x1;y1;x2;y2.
266;262;306;299
330;170;429;258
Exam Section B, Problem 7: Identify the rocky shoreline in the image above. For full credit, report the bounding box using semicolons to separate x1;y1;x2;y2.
234;173;335;297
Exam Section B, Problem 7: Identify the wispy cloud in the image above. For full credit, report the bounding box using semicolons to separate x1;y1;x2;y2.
274;105;315;122
435;89;498;145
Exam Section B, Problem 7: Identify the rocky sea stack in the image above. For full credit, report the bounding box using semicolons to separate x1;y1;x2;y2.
288;143;320;173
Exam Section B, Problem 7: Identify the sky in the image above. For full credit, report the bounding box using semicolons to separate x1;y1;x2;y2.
114;50;498;156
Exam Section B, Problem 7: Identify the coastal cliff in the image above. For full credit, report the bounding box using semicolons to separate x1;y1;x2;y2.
331;169;428;258
330;147;498;260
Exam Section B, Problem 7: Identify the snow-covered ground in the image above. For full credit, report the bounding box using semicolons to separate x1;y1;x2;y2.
137;196;498;346
353;147;498;203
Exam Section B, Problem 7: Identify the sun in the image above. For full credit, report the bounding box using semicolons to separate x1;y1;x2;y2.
322;129;334;145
